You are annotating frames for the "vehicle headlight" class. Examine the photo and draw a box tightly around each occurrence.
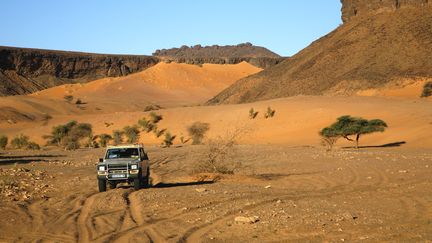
[98,166,106,171]
[131,164,138,170]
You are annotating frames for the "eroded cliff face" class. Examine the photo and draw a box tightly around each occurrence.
[341,0,430,22]
[0,46,159,96]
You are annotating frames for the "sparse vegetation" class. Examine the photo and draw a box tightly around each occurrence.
[64,95,73,103]
[421,81,432,98]
[154,128,166,138]
[98,134,112,147]
[162,132,176,148]
[123,125,140,143]
[75,99,84,105]
[44,121,93,150]
[144,104,162,112]
[264,107,276,119]
[149,112,163,123]
[187,122,210,145]
[11,134,40,150]
[195,127,249,174]
[0,135,8,150]
[112,130,124,145]
[249,108,259,119]
[319,127,339,151]
[320,115,388,149]
[138,117,157,133]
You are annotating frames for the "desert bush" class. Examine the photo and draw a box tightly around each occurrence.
[421,81,432,98]
[26,142,41,150]
[195,127,249,174]
[320,115,388,149]
[112,130,124,145]
[44,121,93,150]
[144,104,162,112]
[75,99,84,105]
[154,128,166,138]
[149,112,163,124]
[162,132,176,148]
[64,95,73,103]
[249,108,259,119]
[0,135,8,150]
[187,122,210,145]
[138,118,156,133]
[264,107,276,119]
[319,127,339,151]
[11,134,30,149]
[98,134,112,147]
[123,125,140,143]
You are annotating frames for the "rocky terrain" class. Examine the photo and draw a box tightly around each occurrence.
[153,43,285,69]
[0,46,160,96]
[0,145,431,242]
[208,0,432,104]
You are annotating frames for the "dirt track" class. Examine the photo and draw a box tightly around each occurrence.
[0,145,431,242]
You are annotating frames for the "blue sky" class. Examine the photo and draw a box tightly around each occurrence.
[0,0,342,57]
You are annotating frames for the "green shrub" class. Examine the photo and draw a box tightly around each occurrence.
[44,121,93,150]
[249,108,259,119]
[123,125,140,143]
[149,112,163,123]
[264,107,276,119]
[187,122,210,145]
[98,134,112,147]
[421,81,432,98]
[26,142,40,150]
[112,130,124,145]
[11,134,30,149]
[162,132,176,148]
[0,135,8,150]
[138,118,156,133]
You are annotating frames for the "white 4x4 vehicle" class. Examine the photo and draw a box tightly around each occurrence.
[96,144,150,192]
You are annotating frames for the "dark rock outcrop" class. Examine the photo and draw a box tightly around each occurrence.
[341,0,430,23]
[153,43,285,69]
[0,46,159,96]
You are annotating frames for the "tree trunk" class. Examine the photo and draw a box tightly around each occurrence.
[355,134,360,149]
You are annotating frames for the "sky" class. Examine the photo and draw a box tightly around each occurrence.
[0,0,342,57]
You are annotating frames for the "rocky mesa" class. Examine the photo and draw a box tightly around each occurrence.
[0,46,160,96]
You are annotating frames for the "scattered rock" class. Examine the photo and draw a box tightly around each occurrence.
[265,185,272,189]
[195,188,207,193]
[234,216,260,224]
[398,170,408,173]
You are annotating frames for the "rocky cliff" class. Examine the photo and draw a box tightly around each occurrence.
[341,0,430,22]
[0,46,159,96]
[153,43,285,69]
[209,0,432,104]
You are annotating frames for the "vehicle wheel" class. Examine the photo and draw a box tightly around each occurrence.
[98,179,107,192]
[134,178,141,190]
[134,172,142,190]
[143,170,151,188]
[108,181,117,189]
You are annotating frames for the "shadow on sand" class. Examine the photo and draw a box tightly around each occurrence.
[0,154,66,165]
[342,141,406,149]
[152,181,215,188]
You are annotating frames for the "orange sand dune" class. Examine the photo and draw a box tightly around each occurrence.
[2,96,431,148]
[30,62,262,108]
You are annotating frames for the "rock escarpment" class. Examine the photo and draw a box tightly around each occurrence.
[341,0,430,22]
[0,46,159,96]
[153,43,285,69]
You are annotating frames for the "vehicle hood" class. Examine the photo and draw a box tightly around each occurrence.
[103,158,140,164]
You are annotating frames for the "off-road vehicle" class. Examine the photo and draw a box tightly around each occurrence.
[96,144,150,192]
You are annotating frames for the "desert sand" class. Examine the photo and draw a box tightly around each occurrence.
[1,62,432,242]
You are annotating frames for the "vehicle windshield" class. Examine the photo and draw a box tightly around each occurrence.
[105,148,139,159]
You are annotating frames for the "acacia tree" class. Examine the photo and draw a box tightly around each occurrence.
[320,115,388,149]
